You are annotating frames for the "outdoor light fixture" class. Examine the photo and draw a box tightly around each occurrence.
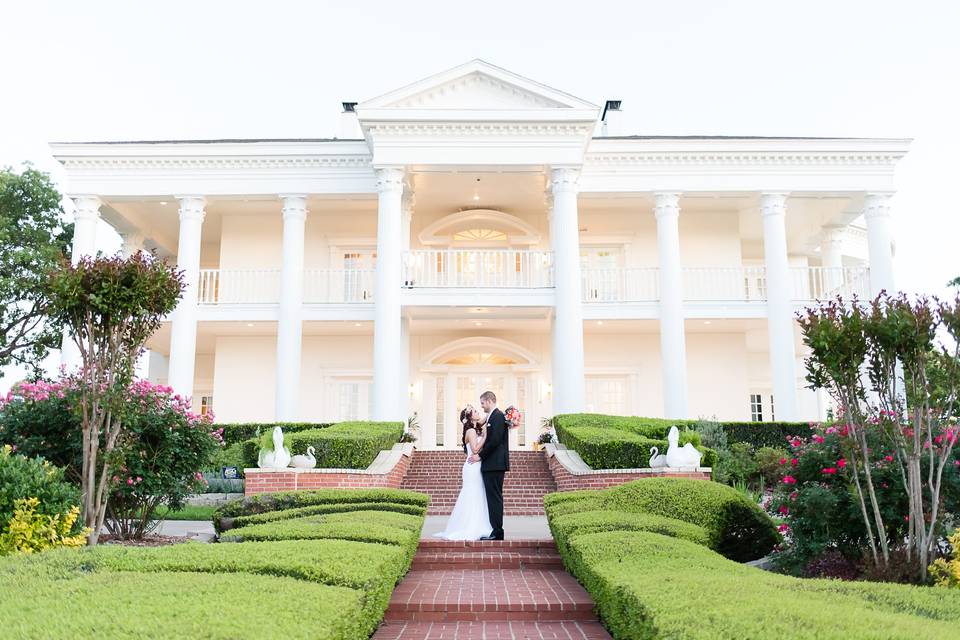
[159,201,168,205]
[246,323,254,327]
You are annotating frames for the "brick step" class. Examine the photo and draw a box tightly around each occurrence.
[384,569,597,622]
[418,539,557,551]
[373,621,611,640]
[412,550,563,570]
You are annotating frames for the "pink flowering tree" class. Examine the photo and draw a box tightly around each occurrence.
[45,254,182,545]
[797,293,960,580]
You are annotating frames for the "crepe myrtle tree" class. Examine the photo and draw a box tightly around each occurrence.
[46,253,183,545]
[798,293,960,580]
[0,166,72,376]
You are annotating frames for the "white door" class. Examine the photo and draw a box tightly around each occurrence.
[342,250,376,301]
[581,247,623,301]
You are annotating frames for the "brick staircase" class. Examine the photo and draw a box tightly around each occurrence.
[400,450,558,516]
[374,539,610,639]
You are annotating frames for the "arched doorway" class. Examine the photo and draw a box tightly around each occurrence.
[420,337,540,450]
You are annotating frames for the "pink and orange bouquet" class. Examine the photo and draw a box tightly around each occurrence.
[504,406,522,428]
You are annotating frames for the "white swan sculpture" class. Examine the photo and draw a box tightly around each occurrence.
[664,426,704,468]
[290,446,317,469]
[649,446,667,468]
[257,426,292,469]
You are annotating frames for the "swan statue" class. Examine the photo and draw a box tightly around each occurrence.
[664,426,704,468]
[649,446,667,468]
[290,446,317,469]
[257,426,292,469]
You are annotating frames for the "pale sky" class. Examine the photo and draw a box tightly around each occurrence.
[1,0,958,388]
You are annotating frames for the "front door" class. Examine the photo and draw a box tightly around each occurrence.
[428,371,530,450]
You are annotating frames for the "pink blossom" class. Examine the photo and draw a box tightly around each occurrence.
[822,467,837,475]
[778,505,790,515]
[825,426,838,435]
[126,478,134,486]
[837,458,846,469]
[779,458,787,466]
[812,434,825,444]
[791,458,798,467]
[778,524,791,533]
[884,455,894,463]
[782,475,797,485]
[789,491,799,501]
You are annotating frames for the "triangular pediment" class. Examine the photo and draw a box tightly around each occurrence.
[359,60,598,112]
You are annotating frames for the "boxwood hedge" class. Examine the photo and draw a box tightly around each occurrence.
[231,500,426,529]
[565,531,960,640]
[219,422,333,446]
[222,511,423,550]
[240,421,403,469]
[544,478,778,562]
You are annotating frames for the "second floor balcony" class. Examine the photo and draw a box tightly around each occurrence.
[195,249,870,309]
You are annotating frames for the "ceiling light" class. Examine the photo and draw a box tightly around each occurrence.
[704,320,712,325]
[246,323,254,327]
[353,322,362,327]
[474,322,483,327]
[159,201,168,206]
[473,194,480,201]
[597,320,604,325]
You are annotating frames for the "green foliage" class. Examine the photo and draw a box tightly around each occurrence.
[0,445,80,536]
[721,421,814,449]
[219,422,332,446]
[689,417,727,450]
[232,501,426,528]
[0,497,87,555]
[929,530,960,588]
[241,421,404,469]
[544,478,778,562]
[563,530,960,640]
[222,510,423,548]
[213,487,430,533]
[0,166,72,375]
[713,442,758,486]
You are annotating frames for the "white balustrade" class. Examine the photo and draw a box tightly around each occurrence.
[304,269,375,303]
[402,250,554,288]
[197,269,280,304]
[682,267,767,302]
[581,267,659,302]
[792,266,871,301]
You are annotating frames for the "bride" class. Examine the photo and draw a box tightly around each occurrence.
[433,405,493,540]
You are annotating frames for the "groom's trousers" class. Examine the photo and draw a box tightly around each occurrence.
[482,471,505,539]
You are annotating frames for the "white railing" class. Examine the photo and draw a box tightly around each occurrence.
[402,250,554,288]
[682,267,768,302]
[198,269,280,304]
[582,267,659,302]
[792,266,871,301]
[304,269,375,303]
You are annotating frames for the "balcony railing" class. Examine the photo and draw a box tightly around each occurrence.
[198,269,280,304]
[402,250,554,288]
[582,268,659,302]
[682,267,768,302]
[792,266,871,301]
[304,269,375,303]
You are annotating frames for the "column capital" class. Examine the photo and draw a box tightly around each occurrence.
[401,191,415,215]
[653,192,681,219]
[279,194,308,221]
[175,196,206,222]
[863,192,893,219]
[374,166,406,193]
[759,192,789,217]
[549,166,581,194]
[71,195,102,220]
[120,231,146,257]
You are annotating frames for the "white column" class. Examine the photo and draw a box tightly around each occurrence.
[863,192,895,296]
[61,196,102,371]
[372,167,405,421]
[167,196,205,399]
[399,315,411,421]
[654,192,689,418]
[760,192,799,421]
[401,193,413,252]
[819,227,844,296]
[120,231,146,258]
[275,195,308,421]
[549,167,586,415]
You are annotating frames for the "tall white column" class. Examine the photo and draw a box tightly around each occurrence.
[760,192,799,421]
[401,193,413,252]
[549,167,586,415]
[61,196,102,371]
[863,192,895,296]
[654,192,689,418]
[820,228,844,269]
[372,167,405,421]
[167,196,205,399]
[399,315,410,422]
[120,231,146,258]
[275,195,308,421]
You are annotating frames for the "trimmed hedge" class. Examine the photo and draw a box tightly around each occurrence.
[219,422,333,446]
[556,425,717,469]
[232,501,427,529]
[721,421,814,449]
[544,478,778,562]
[222,511,423,548]
[214,488,430,533]
[240,421,404,469]
[564,531,960,640]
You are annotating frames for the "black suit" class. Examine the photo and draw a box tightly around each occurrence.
[479,407,509,539]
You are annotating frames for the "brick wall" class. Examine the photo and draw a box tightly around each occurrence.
[544,446,711,492]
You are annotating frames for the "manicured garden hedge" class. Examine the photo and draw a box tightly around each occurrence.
[231,500,427,529]
[219,422,333,446]
[0,488,428,639]
[240,421,404,469]
[544,478,778,562]
[720,421,813,449]
[564,531,960,640]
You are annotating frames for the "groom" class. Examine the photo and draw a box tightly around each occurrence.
[469,390,508,540]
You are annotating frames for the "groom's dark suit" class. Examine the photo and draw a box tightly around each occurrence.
[478,407,509,540]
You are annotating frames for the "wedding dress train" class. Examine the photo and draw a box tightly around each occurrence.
[433,442,493,540]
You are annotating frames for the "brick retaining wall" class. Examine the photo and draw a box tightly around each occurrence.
[543,443,711,491]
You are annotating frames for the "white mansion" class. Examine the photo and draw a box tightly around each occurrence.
[52,60,908,449]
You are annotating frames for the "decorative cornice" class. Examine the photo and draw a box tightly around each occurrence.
[367,122,594,139]
[58,155,372,171]
[585,151,905,167]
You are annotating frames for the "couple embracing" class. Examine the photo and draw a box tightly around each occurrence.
[434,390,509,541]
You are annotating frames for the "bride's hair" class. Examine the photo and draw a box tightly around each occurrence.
[460,406,483,451]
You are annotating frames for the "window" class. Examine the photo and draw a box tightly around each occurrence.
[750,394,764,422]
[516,377,527,446]
[770,395,775,421]
[200,395,214,417]
[586,377,627,415]
[435,377,445,447]
[337,381,371,421]
[452,228,508,244]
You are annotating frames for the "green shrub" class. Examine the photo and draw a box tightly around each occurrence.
[556,426,716,469]
[545,478,778,561]
[721,421,813,449]
[218,422,333,446]
[240,421,404,469]
[232,501,426,528]
[223,511,422,548]
[0,445,80,536]
[553,413,692,439]
[213,488,429,532]
[564,530,960,640]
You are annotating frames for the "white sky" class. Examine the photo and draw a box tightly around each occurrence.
[1,0,958,388]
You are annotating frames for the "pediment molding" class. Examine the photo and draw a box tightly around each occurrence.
[418,209,541,246]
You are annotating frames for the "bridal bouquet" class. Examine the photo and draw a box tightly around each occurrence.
[504,406,522,428]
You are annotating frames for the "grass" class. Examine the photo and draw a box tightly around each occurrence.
[153,504,218,521]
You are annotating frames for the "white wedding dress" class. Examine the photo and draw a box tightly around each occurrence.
[433,442,493,540]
